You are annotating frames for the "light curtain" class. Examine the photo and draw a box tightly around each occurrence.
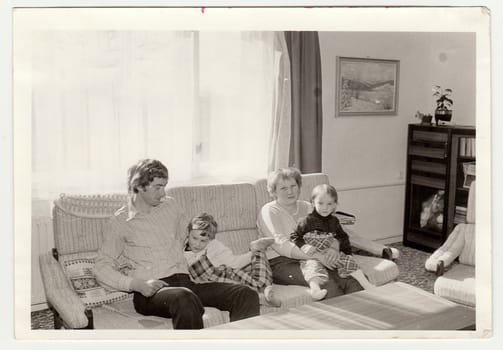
[267,32,292,172]
[31,31,289,202]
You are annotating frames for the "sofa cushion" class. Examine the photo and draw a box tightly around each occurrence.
[215,229,258,255]
[434,264,475,307]
[61,255,131,308]
[254,173,329,214]
[353,255,399,286]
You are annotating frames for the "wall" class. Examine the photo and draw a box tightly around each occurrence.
[319,32,476,243]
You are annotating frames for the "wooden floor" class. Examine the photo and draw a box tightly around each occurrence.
[211,282,475,330]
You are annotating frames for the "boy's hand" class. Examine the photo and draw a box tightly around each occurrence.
[131,279,169,297]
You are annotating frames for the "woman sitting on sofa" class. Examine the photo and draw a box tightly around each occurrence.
[257,167,395,298]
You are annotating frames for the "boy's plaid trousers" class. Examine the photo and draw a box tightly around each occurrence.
[187,250,272,292]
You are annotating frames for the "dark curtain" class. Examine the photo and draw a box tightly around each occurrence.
[284,31,323,174]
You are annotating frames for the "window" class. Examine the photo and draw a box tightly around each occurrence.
[31,31,287,201]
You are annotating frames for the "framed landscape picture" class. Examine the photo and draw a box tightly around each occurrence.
[336,57,399,116]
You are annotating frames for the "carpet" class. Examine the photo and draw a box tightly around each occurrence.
[31,242,440,330]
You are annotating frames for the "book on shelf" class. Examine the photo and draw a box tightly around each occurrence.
[411,175,445,189]
[459,137,476,157]
[459,138,466,156]
[454,206,467,224]
[455,205,467,214]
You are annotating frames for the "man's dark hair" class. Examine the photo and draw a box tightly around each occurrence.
[127,159,169,193]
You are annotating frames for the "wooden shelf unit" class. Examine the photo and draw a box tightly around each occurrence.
[403,124,475,252]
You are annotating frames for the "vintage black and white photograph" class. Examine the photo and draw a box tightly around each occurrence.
[11,6,492,340]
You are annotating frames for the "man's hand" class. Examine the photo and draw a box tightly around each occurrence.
[131,279,169,297]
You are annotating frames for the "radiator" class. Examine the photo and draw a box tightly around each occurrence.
[31,216,54,309]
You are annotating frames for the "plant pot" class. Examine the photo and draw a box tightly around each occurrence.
[421,115,433,125]
[434,109,452,126]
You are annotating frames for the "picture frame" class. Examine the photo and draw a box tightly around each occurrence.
[336,57,400,116]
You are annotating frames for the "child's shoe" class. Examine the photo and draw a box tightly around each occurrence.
[263,285,282,307]
[382,247,393,260]
[250,237,275,252]
[382,247,400,260]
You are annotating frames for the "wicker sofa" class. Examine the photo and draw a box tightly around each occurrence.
[39,173,399,329]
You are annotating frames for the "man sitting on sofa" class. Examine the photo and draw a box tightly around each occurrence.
[94,158,260,329]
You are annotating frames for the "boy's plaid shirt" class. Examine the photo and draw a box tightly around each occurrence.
[187,250,272,292]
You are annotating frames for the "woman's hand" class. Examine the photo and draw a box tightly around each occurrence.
[313,251,338,270]
[324,247,340,266]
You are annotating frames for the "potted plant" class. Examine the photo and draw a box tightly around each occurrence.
[433,85,453,125]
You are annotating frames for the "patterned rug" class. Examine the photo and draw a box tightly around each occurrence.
[31,242,438,329]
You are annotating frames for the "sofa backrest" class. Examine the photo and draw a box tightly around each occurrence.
[53,194,128,255]
[51,173,330,256]
[254,173,329,214]
[167,183,258,255]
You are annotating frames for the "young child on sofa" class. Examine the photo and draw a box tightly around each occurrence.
[184,213,282,307]
[290,184,375,300]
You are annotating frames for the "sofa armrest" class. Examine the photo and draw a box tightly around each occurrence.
[39,252,89,328]
[344,227,399,259]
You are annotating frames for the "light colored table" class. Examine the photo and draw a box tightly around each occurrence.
[211,282,475,330]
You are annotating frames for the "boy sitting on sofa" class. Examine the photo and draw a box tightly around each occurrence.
[184,213,282,307]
